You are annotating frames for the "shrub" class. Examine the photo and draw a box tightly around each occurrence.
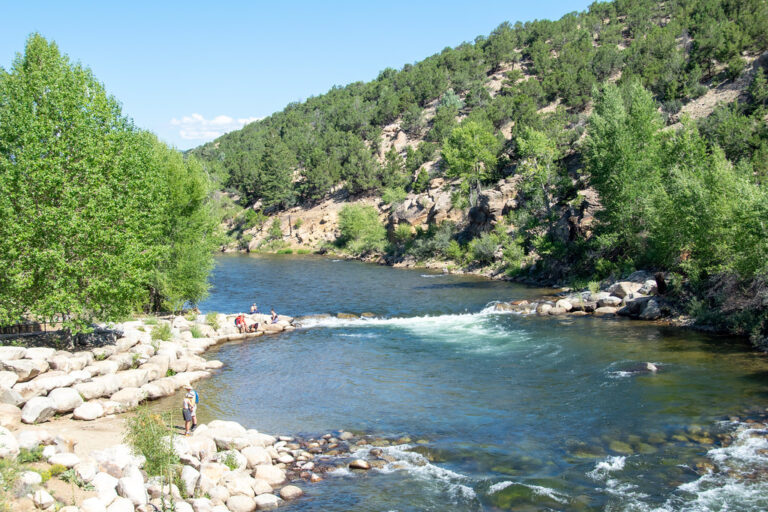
[293,218,303,230]
[0,458,20,510]
[189,326,204,338]
[469,233,499,264]
[17,446,44,463]
[124,407,179,477]
[276,248,293,254]
[381,187,407,206]
[165,369,176,377]
[411,168,430,194]
[268,219,283,240]
[184,310,197,322]
[144,317,158,326]
[60,468,93,490]
[296,248,311,254]
[49,464,66,477]
[393,223,414,245]
[151,322,171,341]
[337,204,386,255]
[205,312,220,330]
[222,452,239,471]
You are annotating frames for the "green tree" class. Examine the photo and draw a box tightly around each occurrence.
[442,121,501,207]
[583,81,664,261]
[337,204,386,254]
[515,127,565,222]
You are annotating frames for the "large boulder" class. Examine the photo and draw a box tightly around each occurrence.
[223,471,256,497]
[81,497,107,512]
[117,476,148,506]
[0,385,23,407]
[279,485,303,500]
[1,359,48,382]
[639,298,663,320]
[140,379,177,400]
[189,498,214,512]
[49,354,88,372]
[0,371,18,388]
[0,404,21,428]
[13,372,76,401]
[0,346,26,361]
[181,465,200,497]
[48,387,84,413]
[48,452,81,468]
[110,387,146,410]
[241,446,271,468]
[24,347,55,359]
[91,471,119,505]
[199,462,228,485]
[597,296,622,308]
[0,426,20,459]
[253,493,280,510]
[205,420,249,451]
[21,396,56,424]
[108,353,134,372]
[92,445,144,479]
[106,496,134,512]
[75,380,108,401]
[73,401,105,421]
[226,495,257,512]
[607,281,643,299]
[115,369,149,389]
[33,489,55,510]
[87,360,120,377]
[253,464,285,486]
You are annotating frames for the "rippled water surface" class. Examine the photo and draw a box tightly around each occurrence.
[156,254,768,511]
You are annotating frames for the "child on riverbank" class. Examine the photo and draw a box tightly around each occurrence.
[182,384,197,435]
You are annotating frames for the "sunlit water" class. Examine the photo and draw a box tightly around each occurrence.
[153,254,768,511]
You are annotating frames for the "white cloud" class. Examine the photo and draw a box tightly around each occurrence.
[170,113,261,141]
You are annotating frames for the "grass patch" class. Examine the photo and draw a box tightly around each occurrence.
[144,317,158,326]
[151,322,172,341]
[60,468,94,490]
[124,407,179,477]
[16,447,44,463]
[295,248,311,254]
[189,325,204,338]
[276,248,293,254]
[222,452,239,471]
[0,458,21,512]
[205,312,220,331]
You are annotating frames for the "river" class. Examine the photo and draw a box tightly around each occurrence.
[156,254,768,511]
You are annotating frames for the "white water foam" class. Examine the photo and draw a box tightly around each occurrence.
[348,443,478,504]
[420,274,447,278]
[486,480,568,504]
[488,480,514,493]
[297,305,530,354]
[587,456,627,481]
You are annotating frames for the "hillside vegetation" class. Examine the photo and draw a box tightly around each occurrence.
[191,0,768,347]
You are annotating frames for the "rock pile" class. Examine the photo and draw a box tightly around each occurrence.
[0,313,295,428]
[493,271,667,321]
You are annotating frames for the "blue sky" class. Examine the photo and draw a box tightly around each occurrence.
[0,1,592,150]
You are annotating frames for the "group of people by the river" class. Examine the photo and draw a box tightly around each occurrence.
[233,303,280,333]
[181,303,280,434]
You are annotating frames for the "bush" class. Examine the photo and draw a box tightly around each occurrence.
[189,325,204,338]
[268,218,283,240]
[144,317,158,326]
[393,223,414,245]
[205,312,220,330]
[0,458,20,510]
[151,322,171,341]
[276,248,293,254]
[184,310,197,322]
[381,187,407,206]
[293,218,303,230]
[124,407,179,477]
[49,464,66,477]
[60,468,93,490]
[469,233,498,264]
[223,452,239,471]
[17,446,44,463]
[337,204,386,255]
[411,168,430,194]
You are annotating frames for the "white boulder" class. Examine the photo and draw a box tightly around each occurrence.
[48,387,84,413]
[0,426,20,459]
[21,396,56,424]
[33,489,55,509]
[48,452,81,468]
[117,476,148,506]
[73,401,105,421]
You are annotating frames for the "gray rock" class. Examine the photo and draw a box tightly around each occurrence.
[555,299,573,312]
[536,303,552,316]
[251,478,272,496]
[21,396,56,424]
[73,401,105,421]
[24,347,55,360]
[607,281,643,299]
[181,465,200,497]
[349,459,371,470]
[81,497,107,512]
[19,470,43,486]
[0,347,26,361]
[253,464,285,486]
[33,489,55,509]
[105,496,134,512]
[241,446,271,468]
[0,385,23,407]
[48,452,81,468]
[115,368,149,389]
[639,298,662,320]
[227,495,257,512]
[254,493,280,510]
[279,485,303,500]
[0,426,20,458]
[0,404,21,428]
[0,371,18,388]
[117,476,148,506]
[48,387,84,413]
[189,497,214,512]
[598,296,622,308]
[110,387,146,410]
[1,359,48,382]
[593,307,618,316]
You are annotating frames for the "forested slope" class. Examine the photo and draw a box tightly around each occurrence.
[191,0,768,347]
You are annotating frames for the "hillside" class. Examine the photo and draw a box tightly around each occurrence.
[191,0,768,347]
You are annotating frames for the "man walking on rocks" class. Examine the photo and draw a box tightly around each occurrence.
[182,384,197,435]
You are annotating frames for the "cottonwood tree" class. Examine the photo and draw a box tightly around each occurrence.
[442,121,501,207]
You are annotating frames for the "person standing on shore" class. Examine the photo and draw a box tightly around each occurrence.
[250,303,259,313]
[270,308,278,323]
[182,384,197,435]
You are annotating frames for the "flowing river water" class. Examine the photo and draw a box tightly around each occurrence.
[154,254,768,511]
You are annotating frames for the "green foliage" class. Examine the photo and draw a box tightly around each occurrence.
[222,452,239,471]
[16,447,44,463]
[60,468,94,490]
[151,322,172,342]
[144,317,159,326]
[205,312,220,330]
[411,169,430,194]
[381,187,407,206]
[442,121,501,206]
[392,224,414,245]
[337,205,386,255]
[267,219,283,240]
[406,222,459,261]
[0,458,20,509]
[49,464,66,477]
[189,325,204,338]
[124,407,179,477]
[469,233,499,265]
[515,127,566,223]
[0,35,216,330]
